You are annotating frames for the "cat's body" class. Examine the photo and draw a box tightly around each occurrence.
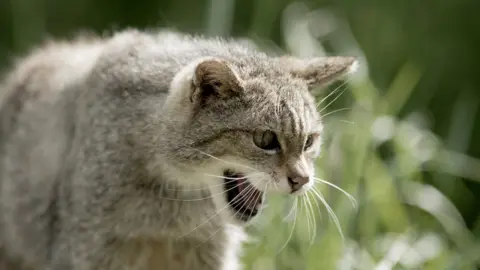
[0,29,355,270]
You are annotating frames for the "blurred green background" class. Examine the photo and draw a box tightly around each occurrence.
[1,0,480,269]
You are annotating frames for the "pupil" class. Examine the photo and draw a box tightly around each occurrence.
[304,135,314,150]
[262,132,273,148]
[254,130,279,151]
[262,131,277,149]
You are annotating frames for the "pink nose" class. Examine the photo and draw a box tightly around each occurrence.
[287,176,309,192]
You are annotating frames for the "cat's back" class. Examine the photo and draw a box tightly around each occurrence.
[0,37,105,142]
[0,36,106,184]
[0,36,107,268]
[0,29,257,128]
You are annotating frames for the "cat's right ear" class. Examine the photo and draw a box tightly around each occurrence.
[276,56,358,91]
[190,59,243,104]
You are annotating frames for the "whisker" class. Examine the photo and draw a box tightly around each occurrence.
[96,173,253,202]
[248,182,270,223]
[229,181,259,207]
[248,182,268,222]
[194,181,262,248]
[311,176,357,208]
[243,182,270,230]
[308,188,324,224]
[319,107,351,119]
[276,198,298,255]
[204,173,260,180]
[172,172,262,191]
[181,188,254,240]
[159,179,243,202]
[316,79,349,108]
[318,86,349,114]
[239,184,261,223]
[339,120,357,126]
[305,192,317,247]
[178,178,263,239]
[160,172,263,201]
[271,179,280,193]
[311,187,344,240]
[283,197,298,222]
[161,174,253,193]
[185,146,259,172]
[302,197,312,243]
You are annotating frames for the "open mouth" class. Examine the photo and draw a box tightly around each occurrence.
[223,170,264,222]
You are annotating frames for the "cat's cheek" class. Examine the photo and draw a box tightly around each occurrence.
[209,184,230,218]
[304,147,320,159]
[268,177,292,194]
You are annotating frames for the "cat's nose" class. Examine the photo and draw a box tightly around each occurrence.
[287,175,309,192]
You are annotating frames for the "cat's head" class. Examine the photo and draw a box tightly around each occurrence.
[162,54,357,224]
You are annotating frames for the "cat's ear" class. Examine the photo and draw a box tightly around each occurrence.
[190,59,243,103]
[277,56,357,90]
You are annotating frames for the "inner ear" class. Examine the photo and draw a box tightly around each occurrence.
[191,59,243,103]
[277,56,357,90]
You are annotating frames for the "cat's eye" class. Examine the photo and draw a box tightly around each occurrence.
[304,135,314,150]
[253,130,280,153]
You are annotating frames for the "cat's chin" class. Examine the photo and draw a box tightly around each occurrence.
[223,170,265,222]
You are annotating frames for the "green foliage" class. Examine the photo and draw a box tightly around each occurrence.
[1,0,479,269]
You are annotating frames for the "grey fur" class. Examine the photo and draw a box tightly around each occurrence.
[0,29,356,270]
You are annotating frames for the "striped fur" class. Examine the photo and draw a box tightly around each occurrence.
[0,29,355,270]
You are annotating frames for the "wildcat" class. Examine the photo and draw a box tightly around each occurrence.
[0,29,356,270]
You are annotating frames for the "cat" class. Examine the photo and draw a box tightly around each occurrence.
[0,29,356,270]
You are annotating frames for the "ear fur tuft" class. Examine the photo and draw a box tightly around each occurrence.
[277,56,358,90]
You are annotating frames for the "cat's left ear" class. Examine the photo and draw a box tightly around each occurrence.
[277,56,358,90]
